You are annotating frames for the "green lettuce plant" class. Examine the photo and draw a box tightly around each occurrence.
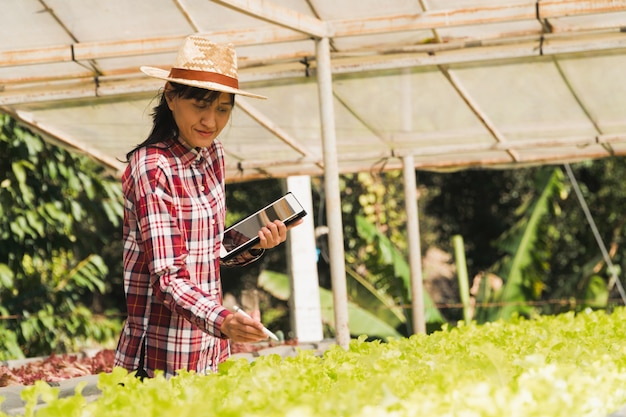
[5,308,626,417]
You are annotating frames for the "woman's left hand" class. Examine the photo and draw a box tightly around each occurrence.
[254,219,303,249]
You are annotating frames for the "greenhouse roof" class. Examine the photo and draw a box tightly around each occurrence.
[1,0,626,182]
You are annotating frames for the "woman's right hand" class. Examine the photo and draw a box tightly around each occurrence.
[221,311,267,343]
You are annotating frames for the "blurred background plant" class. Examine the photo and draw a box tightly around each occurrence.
[2,111,626,359]
[0,114,123,359]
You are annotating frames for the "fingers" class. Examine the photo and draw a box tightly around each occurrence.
[222,313,266,343]
[256,220,287,249]
[254,218,304,250]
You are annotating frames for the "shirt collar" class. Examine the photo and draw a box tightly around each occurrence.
[166,136,202,167]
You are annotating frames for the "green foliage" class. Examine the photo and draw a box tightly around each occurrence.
[419,160,626,320]
[257,270,290,301]
[258,270,403,340]
[0,113,123,358]
[540,159,626,314]
[5,102,623,360]
[318,286,403,340]
[7,308,626,417]
[318,172,443,335]
[232,162,626,333]
[417,167,537,271]
[478,168,567,321]
[0,325,23,360]
[336,170,409,256]
[582,275,609,309]
[354,214,444,327]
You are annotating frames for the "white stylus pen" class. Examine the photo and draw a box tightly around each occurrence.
[233,305,279,341]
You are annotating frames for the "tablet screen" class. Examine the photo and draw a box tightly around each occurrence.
[220,192,306,261]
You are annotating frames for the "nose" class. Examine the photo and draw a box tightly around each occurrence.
[201,108,217,128]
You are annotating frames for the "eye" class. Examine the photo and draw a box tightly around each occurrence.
[217,106,232,113]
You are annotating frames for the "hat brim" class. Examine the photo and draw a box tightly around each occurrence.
[140,66,267,100]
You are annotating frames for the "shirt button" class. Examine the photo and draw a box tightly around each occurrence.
[199,185,205,192]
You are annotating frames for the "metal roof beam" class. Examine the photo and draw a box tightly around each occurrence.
[330,1,626,38]
[331,3,534,37]
[539,0,626,18]
[410,154,613,171]
[391,134,626,158]
[0,45,72,67]
[2,2,624,68]
[327,33,626,74]
[0,26,309,68]
[5,31,623,88]
[226,134,626,171]
[2,32,625,106]
[209,133,626,182]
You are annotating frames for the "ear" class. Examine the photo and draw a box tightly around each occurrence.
[164,83,174,111]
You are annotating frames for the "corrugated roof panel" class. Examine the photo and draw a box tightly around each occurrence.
[427,0,503,7]
[46,0,193,41]
[333,68,493,147]
[310,0,422,20]
[1,0,625,180]
[236,41,316,64]
[0,62,90,85]
[186,0,316,31]
[18,98,151,160]
[225,110,309,162]
[333,101,389,156]
[454,60,599,141]
[558,54,626,135]
[549,11,626,32]
[0,0,73,50]
[242,82,322,144]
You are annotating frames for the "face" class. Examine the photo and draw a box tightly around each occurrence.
[166,89,234,148]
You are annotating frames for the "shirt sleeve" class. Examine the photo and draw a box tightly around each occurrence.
[220,248,265,268]
[131,153,230,338]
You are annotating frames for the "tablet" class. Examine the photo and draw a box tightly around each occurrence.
[220,192,307,261]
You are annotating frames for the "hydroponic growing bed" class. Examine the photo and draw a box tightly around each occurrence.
[2,308,626,417]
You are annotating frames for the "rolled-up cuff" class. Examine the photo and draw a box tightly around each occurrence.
[220,248,265,267]
[214,309,233,339]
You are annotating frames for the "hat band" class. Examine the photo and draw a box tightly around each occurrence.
[168,68,239,89]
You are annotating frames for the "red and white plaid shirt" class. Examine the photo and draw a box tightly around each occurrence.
[114,136,260,377]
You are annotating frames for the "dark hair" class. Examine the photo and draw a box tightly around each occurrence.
[125,82,235,161]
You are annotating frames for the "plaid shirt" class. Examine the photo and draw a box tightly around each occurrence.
[114,136,261,377]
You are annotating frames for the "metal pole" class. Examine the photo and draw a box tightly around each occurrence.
[402,154,426,334]
[316,37,350,348]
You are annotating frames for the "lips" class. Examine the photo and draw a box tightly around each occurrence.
[196,129,215,138]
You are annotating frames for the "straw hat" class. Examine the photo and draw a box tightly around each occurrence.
[141,35,266,99]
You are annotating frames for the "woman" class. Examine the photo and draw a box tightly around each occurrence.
[114,35,297,378]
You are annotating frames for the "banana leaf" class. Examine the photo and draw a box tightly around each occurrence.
[355,215,444,323]
[258,270,403,340]
[489,168,565,320]
[345,264,407,329]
